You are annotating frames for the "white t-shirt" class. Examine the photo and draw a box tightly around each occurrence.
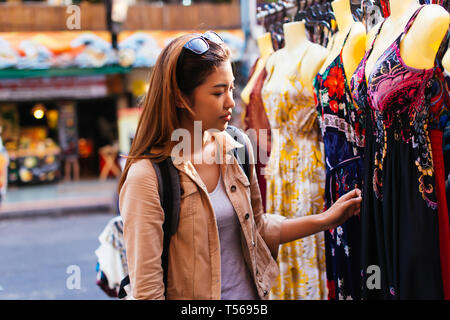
[209,171,259,300]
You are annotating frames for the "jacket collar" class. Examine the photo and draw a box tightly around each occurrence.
[211,129,244,154]
[165,129,243,187]
[167,129,242,164]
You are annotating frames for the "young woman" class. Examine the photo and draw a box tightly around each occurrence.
[118,32,362,300]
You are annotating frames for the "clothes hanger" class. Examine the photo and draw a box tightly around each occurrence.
[353,8,363,22]
[294,0,307,22]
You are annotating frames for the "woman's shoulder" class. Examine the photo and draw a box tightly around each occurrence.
[125,158,158,184]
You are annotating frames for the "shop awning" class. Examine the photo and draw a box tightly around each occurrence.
[0,29,245,78]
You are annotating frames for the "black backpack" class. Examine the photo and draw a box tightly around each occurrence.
[118,125,250,299]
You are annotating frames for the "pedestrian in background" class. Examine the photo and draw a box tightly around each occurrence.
[0,126,9,204]
[117,32,362,300]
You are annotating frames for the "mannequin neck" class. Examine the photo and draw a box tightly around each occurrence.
[389,0,420,20]
[283,21,308,52]
[332,0,354,31]
[257,33,274,60]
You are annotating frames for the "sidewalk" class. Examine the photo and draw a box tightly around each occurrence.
[0,178,119,220]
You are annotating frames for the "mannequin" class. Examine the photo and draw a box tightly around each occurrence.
[313,0,367,301]
[365,0,449,80]
[318,0,366,87]
[262,20,327,300]
[350,0,450,300]
[241,33,274,106]
[264,21,327,92]
[443,49,450,73]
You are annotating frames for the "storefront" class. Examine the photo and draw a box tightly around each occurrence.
[0,74,128,185]
[0,29,245,186]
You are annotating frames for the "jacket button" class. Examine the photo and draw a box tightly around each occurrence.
[231,185,237,192]
[263,290,268,296]
[245,213,250,220]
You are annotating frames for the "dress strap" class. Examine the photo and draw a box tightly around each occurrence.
[366,19,387,58]
[296,41,312,71]
[403,5,426,35]
[328,33,337,52]
[341,24,354,49]
[301,41,312,60]
[327,24,354,55]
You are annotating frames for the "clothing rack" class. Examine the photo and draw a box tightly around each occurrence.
[256,1,297,23]
[256,0,449,50]
[256,0,340,49]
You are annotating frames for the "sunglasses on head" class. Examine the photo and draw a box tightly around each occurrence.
[183,31,224,54]
[176,31,224,88]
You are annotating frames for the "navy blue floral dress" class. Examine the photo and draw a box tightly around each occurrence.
[313,27,366,300]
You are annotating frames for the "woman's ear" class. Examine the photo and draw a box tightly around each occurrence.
[176,93,191,109]
[177,94,196,119]
[182,91,195,110]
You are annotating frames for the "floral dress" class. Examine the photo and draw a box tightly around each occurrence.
[350,6,448,299]
[243,57,272,212]
[313,26,365,300]
[262,44,327,300]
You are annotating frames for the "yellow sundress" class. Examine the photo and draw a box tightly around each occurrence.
[261,46,327,300]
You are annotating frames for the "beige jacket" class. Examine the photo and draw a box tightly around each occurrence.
[119,130,286,300]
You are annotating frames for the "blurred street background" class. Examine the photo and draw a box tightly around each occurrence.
[0,0,261,300]
[0,212,116,299]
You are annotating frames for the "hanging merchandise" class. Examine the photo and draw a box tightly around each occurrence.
[440,33,450,178]
[361,0,384,31]
[254,0,449,301]
[428,31,450,301]
[379,0,390,16]
[350,4,450,299]
[241,32,274,212]
[294,1,337,47]
[261,20,327,300]
[313,0,367,300]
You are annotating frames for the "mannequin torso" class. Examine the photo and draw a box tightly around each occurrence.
[264,21,327,93]
[365,0,449,82]
[241,33,274,105]
[318,0,366,87]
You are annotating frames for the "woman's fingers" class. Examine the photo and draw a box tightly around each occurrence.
[341,196,362,217]
[337,188,362,203]
[324,188,363,230]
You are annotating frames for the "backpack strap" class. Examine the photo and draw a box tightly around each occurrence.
[225,125,251,181]
[156,159,172,298]
[118,156,180,300]
[151,157,180,297]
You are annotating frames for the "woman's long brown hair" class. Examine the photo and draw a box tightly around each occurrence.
[118,33,230,193]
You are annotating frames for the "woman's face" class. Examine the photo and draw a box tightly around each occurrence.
[188,60,236,132]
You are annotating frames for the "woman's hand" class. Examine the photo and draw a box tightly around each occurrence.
[321,188,362,231]
[279,188,362,244]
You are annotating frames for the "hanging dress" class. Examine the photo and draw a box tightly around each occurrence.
[262,43,327,300]
[243,57,272,212]
[427,47,450,300]
[349,6,448,299]
[313,26,365,300]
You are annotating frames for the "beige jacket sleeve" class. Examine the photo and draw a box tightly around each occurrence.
[242,132,286,259]
[119,160,165,300]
